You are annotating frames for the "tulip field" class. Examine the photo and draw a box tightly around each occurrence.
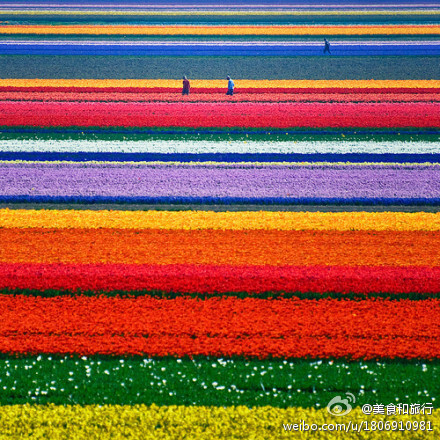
[0,1,440,438]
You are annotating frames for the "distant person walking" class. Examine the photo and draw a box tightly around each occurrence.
[182,76,190,95]
[324,38,331,55]
[226,76,235,95]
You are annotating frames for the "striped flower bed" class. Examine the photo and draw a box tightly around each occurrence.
[0,1,439,439]
[2,40,440,56]
[2,101,440,128]
[2,24,440,36]
[1,162,440,204]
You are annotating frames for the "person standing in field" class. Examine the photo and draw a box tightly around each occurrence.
[324,38,331,55]
[226,75,235,95]
[182,75,190,95]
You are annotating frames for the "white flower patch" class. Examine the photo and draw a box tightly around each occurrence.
[1,139,440,154]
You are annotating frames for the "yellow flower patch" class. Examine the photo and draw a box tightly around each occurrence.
[1,209,440,231]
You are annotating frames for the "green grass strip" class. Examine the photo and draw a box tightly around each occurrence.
[0,128,439,143]
[2,14,440,26]
[2,288,440,300]
[0,355,437,408]
[1,55,439,80]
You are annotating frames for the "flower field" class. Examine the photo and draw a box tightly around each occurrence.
[0,1,440,439]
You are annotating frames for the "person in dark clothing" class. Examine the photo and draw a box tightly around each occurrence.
[324,38,331,55]
[182,76,190,95]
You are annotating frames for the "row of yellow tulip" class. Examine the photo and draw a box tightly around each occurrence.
[1,209,440,231]
[0,405,438,439]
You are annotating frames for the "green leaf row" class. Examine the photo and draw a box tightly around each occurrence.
[2,14,440,26]
[2,288,440,300]
[1,127,439,143]
[0,55,439,81]
[0,355,438,408]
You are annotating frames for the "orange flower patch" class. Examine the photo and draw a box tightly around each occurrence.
[0,228,439,266]
[0,296,439,359]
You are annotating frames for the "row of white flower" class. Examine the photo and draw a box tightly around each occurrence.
[1,140,440,154]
